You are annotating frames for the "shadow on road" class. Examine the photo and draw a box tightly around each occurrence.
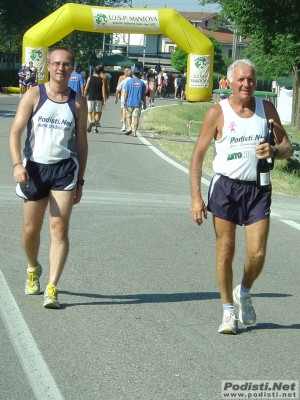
[59,290,292,308]
[59,290,220,308]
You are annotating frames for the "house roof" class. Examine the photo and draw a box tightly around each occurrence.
[199,27,249,45]
[199,27,234,44]
[179,11,218,21]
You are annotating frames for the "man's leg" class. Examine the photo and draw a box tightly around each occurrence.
[125,107,133,134]
[120,107,126,131]
[22,198,49,269]
[233,218,270,325]
[94,111,101,132]
[122,107,127,127]
[48,189,76,287]
[87,104,94,132]
[243,218,270,288]
[22,197,48,295]
[214,216,239,334]
[133,115,139,136]
[214,216,237,304]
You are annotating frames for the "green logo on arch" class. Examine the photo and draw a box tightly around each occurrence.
[30,49,43,62]
[95,14,108,25]
[194,57,208,69]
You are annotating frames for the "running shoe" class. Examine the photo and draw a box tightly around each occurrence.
[25,262,42,295]
[87,122,93,132]
[233,284,256,325]
[218,309,238,334]
[43,284,60,309]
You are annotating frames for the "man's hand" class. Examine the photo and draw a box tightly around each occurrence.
[74,184,83,205]
[190,197,208,226]
[255,141,273,159]
[14,164,29,184]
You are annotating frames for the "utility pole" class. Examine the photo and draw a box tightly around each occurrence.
[126,0,132,57]
[232,28,237,61]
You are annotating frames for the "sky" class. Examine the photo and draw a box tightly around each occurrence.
[130,0,220,12]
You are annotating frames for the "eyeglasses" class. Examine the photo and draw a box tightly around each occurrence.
[48,62,73,70]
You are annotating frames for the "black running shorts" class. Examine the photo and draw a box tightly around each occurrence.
[16,158,78,201]
[207,174,271,226]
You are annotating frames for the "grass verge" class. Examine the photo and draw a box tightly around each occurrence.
[141,102,300,197]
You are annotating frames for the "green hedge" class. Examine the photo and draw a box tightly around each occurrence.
[0,69,19,90]
[213,72,274,92]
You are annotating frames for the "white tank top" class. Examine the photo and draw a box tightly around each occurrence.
[213,97,268,181]
[23,84,77,164]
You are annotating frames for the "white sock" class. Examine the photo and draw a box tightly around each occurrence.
[240,284,250,298]
[27,265,37,271]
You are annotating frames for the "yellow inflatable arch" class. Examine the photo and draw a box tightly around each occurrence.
[23,3,214,102]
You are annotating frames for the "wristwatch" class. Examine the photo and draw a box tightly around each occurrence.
[272,146,279,158]
[77,179,85,186]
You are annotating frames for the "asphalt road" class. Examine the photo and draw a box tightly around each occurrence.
[0,93,299,400]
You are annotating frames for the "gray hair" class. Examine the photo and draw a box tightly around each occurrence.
[125,68,132,77]
[227,59,257,83]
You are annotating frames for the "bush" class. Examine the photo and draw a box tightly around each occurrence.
[213,72,274,92]
[0,69,19,90]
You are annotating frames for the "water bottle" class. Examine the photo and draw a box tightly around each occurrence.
[256,138,271,190]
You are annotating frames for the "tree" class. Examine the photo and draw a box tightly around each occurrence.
[171,34,226,74]
[171,47,188,73]
[199,0,300,128]
[0,0,129,66]
[205,33,226,74]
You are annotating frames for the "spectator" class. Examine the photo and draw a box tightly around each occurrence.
[175,74,182,98]
[18,63,27,98]
[219,76,229,89]
[68,62,85,96]
[123,67,147,137]
[115,68,132,132]
[84,65,107,133]
[271,79,277,93]
[181,71,187,100]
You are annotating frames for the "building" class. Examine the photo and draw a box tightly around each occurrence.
[109,12,248,71]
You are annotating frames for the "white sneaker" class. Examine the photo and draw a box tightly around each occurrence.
[218,309,238,334]
[233,284,256,325]
[120,126,126,131]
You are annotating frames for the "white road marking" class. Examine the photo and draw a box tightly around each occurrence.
[0,270,65,400]
[279,220,300,231]
[137,132,210,186]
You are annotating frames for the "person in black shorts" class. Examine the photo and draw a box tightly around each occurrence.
[9,47,88,309]
[189,59,294,334]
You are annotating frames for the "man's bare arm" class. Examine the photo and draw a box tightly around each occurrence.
[190,105,221,225]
